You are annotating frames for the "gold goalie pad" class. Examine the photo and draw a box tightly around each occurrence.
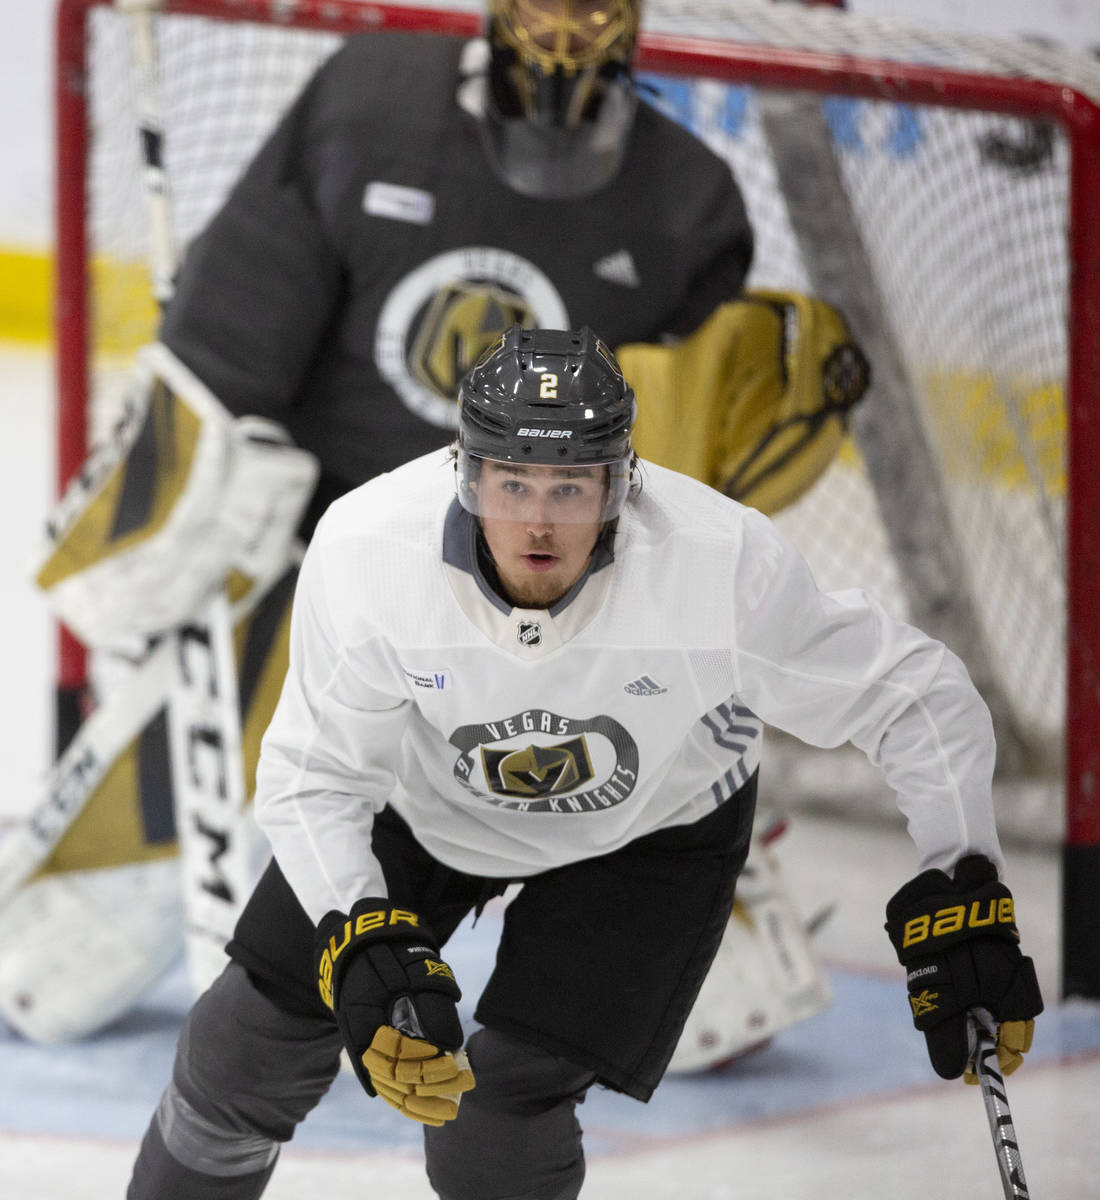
[619,290,871,515]
[31,342,319,647]
[667,828,832,1073]
[0,566,296,1042]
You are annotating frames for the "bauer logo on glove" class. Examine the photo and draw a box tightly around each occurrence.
[899,895,1017,950]
[317,905,421,1008]
[885,855,1042,1081]
[313,898,473,1124]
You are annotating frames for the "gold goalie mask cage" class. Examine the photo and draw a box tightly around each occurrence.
[482,0,640,197]
[489,0,639,128]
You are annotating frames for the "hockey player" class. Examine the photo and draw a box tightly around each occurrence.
[126,326,1040,1199]
[8,0,864,1049]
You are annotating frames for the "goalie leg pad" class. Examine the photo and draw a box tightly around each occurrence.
[0,573,294,1041]
[0,636,180,915]
[667,830,832,1073]
[0,860,183,1043]
[0,640,183,1042]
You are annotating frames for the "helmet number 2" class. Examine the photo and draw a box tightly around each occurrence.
[539,373,559,399]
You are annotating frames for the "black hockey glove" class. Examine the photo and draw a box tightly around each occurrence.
[315,899,474,1125]
[885,854,1042,1082]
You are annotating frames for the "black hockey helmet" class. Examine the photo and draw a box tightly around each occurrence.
[456,324,636,520]
[481,0,640,197]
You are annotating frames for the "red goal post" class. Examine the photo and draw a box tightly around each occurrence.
[54,0,1100,996]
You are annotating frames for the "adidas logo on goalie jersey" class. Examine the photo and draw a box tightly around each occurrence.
[623,675,668,696]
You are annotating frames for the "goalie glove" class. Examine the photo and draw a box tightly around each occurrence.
[620,290,869,517]
[885,854,1042,1081]
[315,899,474,1126]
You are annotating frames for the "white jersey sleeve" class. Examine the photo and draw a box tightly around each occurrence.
[731,505,1002,876]
[253,524,410,923]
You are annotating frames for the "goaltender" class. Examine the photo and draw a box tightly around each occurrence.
[127,327,1041,1200]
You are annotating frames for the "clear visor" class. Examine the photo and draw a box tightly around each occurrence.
[456,450,633,523]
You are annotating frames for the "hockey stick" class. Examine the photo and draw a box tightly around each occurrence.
[119,0,255,994]
[967,1010,1031,1200]
[119,0,177,304]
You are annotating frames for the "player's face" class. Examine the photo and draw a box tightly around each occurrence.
[476,459,606,608]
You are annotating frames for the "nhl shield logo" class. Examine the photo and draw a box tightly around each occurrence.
[517,620,542,646]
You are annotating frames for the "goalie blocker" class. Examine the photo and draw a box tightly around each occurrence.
[32,341,319,646]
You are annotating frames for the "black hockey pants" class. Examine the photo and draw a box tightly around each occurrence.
[126,962,596,1200]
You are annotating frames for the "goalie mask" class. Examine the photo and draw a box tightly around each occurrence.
[482,0,640,198]
[456,324,636,522]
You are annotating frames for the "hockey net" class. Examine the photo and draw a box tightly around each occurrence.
[56,4,1099,858]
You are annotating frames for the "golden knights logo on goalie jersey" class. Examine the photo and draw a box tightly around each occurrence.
[376,247,567,428]
[449,708,639,812]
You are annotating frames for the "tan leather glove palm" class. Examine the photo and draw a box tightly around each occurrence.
[361,1026,476,1126]
[964,1019,1034,1084]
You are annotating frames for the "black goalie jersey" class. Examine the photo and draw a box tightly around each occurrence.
[159,32,753,496]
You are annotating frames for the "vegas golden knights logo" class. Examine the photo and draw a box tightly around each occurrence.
[376,247,569,427]
[481,737,594,798]
[449,708,639,813]
[410,282,533,398]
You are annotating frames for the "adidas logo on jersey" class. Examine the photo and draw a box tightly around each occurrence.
[593,249,641,288]
[623,675,668,696]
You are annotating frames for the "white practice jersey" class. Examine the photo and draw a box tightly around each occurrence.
[254,450,1001,924]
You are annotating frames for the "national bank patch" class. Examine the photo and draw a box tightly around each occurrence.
[363,181,435,225]
[403,666,450,690]
[449,709,638,813]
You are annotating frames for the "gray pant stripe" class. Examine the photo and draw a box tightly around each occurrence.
[156,1082,280,1178]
